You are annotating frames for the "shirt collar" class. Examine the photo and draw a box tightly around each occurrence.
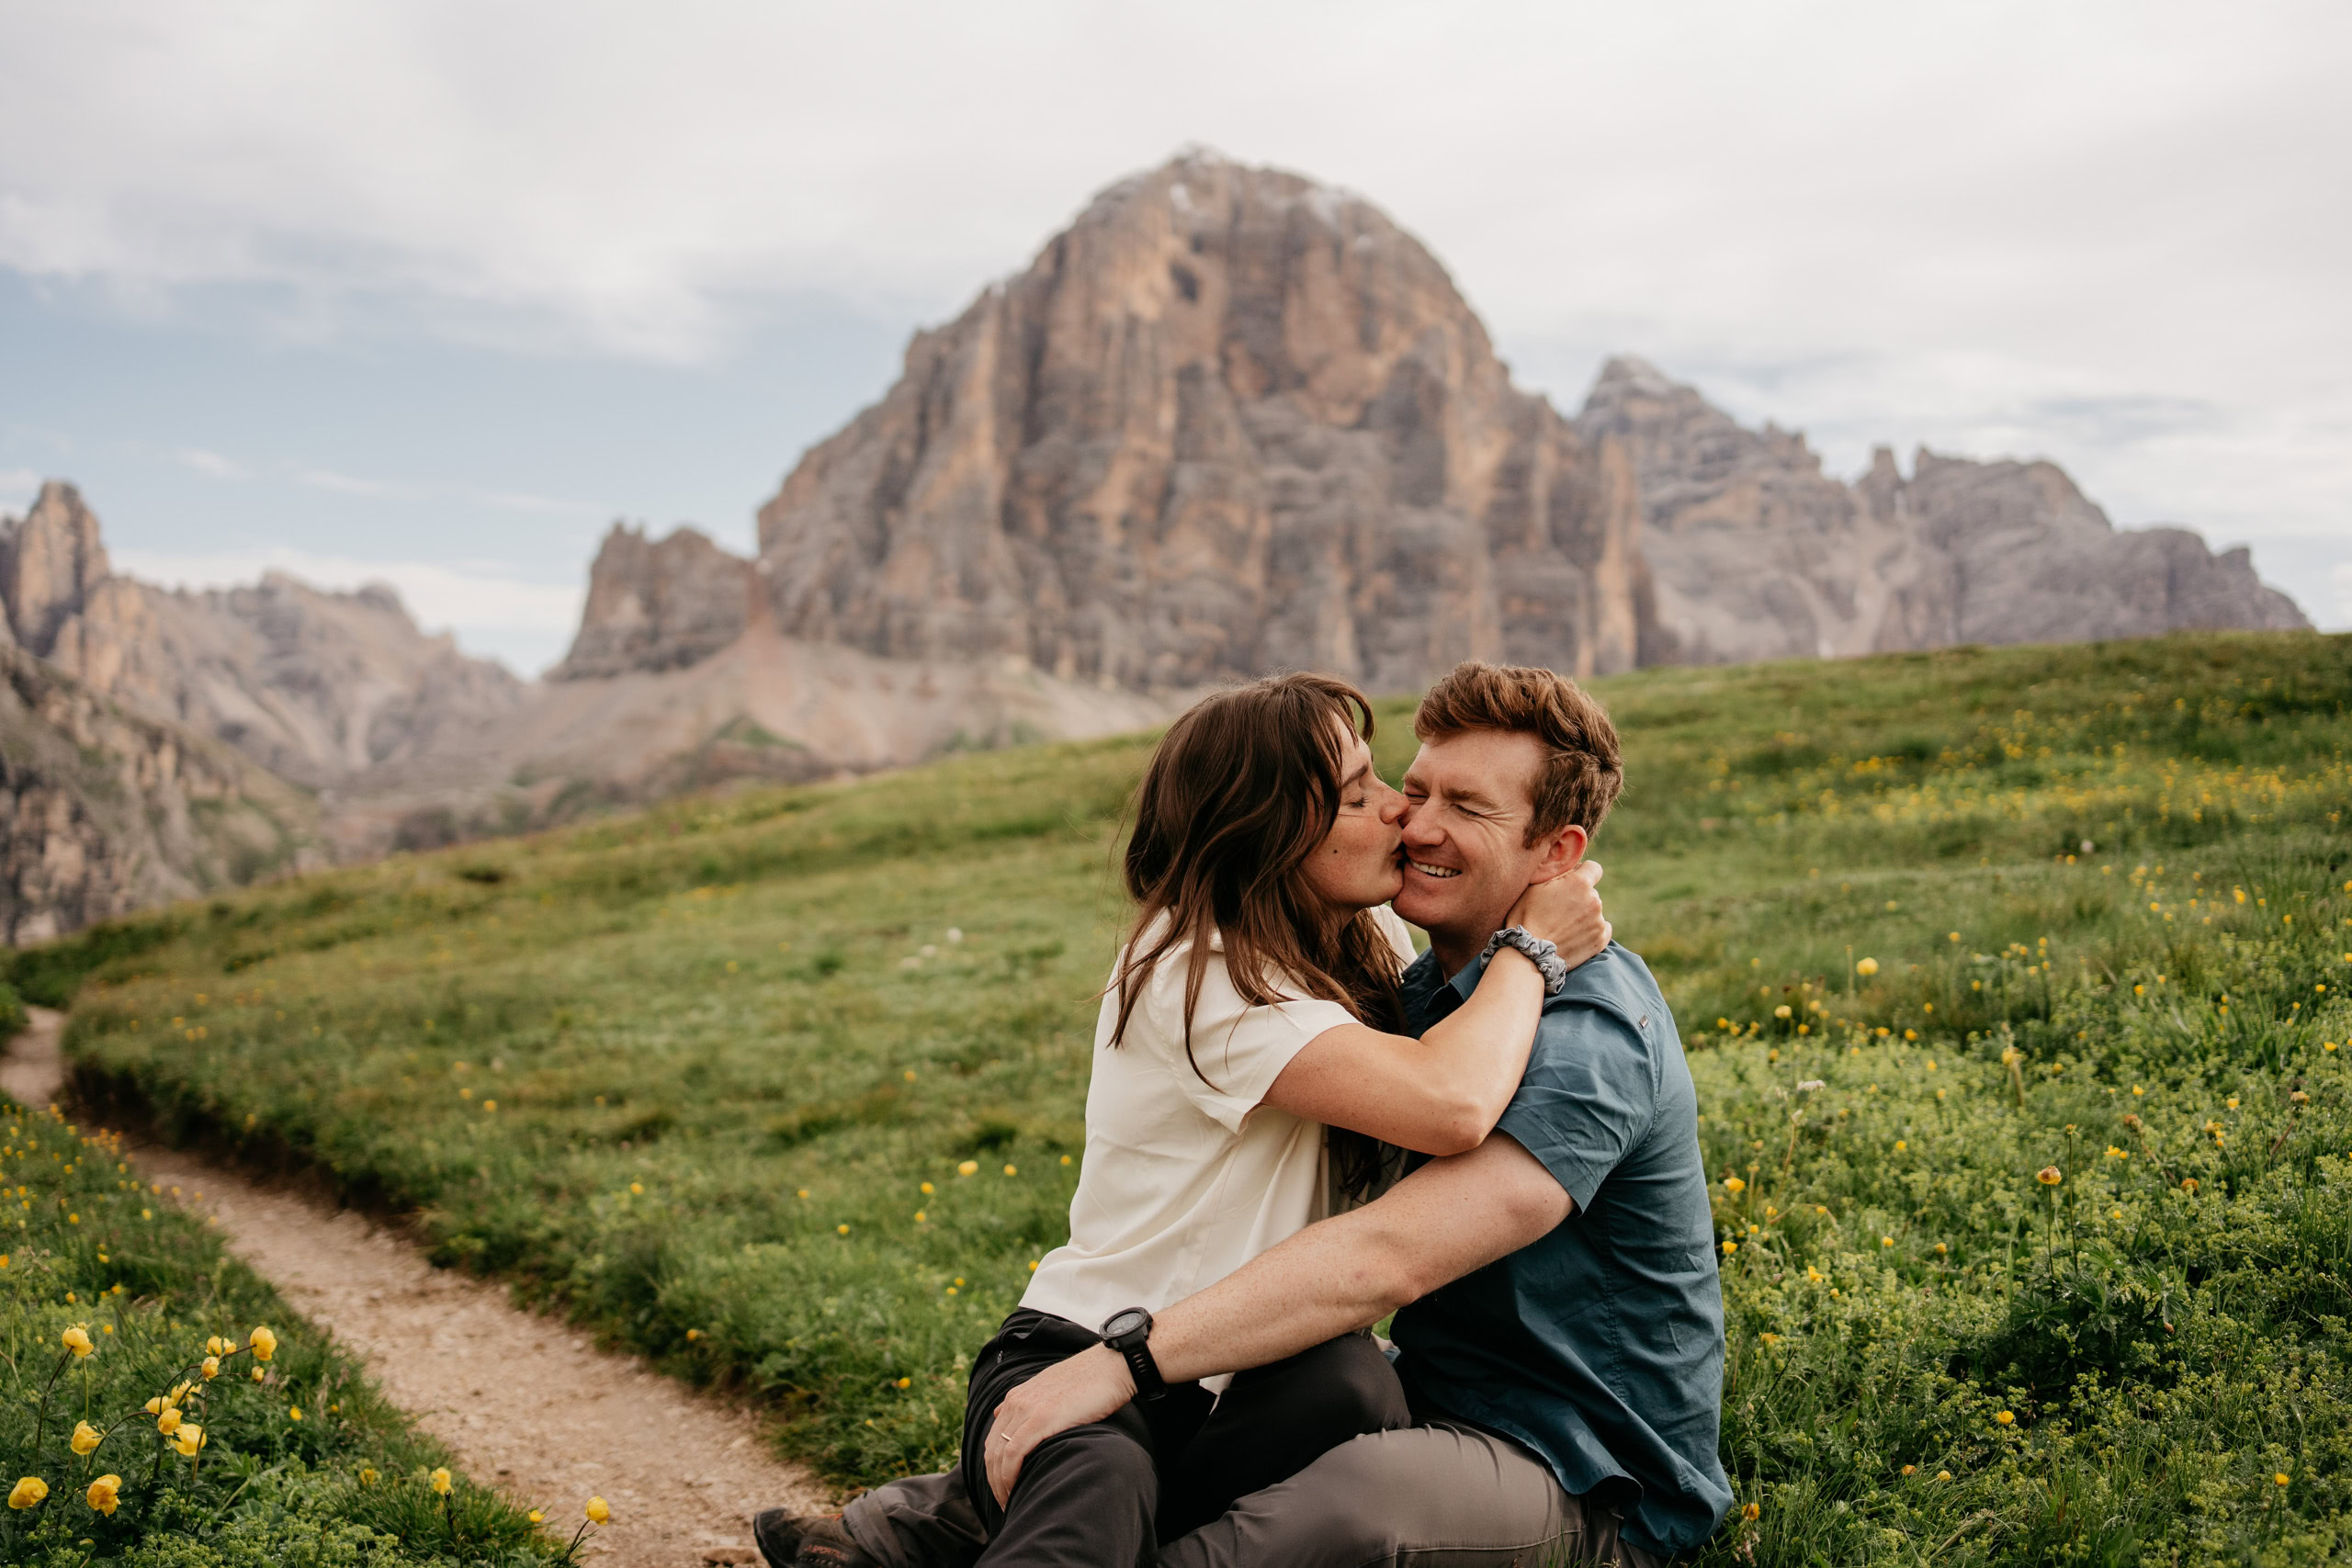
[1401,944,1490,1030]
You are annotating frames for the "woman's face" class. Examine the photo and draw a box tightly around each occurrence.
[1299,724,1408,911]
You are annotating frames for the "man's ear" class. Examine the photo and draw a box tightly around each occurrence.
[1526,824,1589,884]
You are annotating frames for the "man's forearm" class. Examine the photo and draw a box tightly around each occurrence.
[1148,1133,1570,1383]
[1148,1201,1418,1382]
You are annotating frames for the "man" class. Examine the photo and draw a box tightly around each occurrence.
[764,661,1731,1567]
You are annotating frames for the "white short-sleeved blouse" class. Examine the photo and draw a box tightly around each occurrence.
[1019,905,1419,1335]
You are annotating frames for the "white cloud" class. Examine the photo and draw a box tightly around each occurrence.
[0,468,40,512]
[176,446,246,480]
[295,468,413,500]
[112,546,584,673]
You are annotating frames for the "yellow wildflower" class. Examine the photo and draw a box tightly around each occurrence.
[174,1424,205,1457]
[1722,1176,1747,1194]
[1994,1410,2015,1426]
[1741,1501,1760,1522]
[202,1356,220,1380]
[86,1474,121,1516]
[431,1468,453,1495]
[1856,957,1879,977]
[2036,1167,2063,1186]
[249,1325,278,1362]
[958,1160,978,1177]
[359,1468,379,1486]
[8,1475,47,1509]
[586,1495,611,1524]
[289,1406,303,1421]
[72,1420,101,1455]
[61,1324,94,1358]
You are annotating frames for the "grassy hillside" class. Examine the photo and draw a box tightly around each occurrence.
[15,629,2352,1565]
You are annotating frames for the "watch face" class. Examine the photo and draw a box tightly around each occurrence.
[1102,1309,1148,1342]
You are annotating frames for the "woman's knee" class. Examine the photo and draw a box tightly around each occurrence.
[1283,1334,1409,1436]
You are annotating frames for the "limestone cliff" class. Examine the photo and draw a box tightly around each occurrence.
[0,483,528,788]
[1576,357,2308,662]
[549,524,752,680]
[0,642,325,944]
[753,152,1665,692]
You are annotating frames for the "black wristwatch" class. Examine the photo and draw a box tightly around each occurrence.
[1100,1307,1168,1403]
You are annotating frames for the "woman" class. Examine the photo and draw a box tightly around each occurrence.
[760,673,1601,1568]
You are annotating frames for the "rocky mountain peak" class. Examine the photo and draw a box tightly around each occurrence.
[0,480,113,654]
[549,522,753,681]
[1572,361,2307,661]
[752,152,1661,692]
[0,483,525,795]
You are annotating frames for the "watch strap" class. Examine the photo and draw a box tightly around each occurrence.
[1101,1309,1168,1403]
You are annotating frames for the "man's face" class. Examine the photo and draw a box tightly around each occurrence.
[1393,729,1555,940]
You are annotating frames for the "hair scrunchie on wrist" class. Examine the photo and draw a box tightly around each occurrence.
[1480,926,1571,995]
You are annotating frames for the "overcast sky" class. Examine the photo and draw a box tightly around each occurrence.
[3,0,2346,672]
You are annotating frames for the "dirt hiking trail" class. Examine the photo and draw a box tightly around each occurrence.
[2,1007,830,1566]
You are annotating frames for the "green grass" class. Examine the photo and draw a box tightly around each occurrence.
[15,628,2352,1564]
[0,1100,553,1565]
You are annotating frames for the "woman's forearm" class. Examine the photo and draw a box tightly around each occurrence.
[1410,946,1543,1133]
[1261,952,1544,1153]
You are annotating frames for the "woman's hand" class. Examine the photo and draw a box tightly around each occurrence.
[982,1343,1137,1506]
[1508,860,1610,969]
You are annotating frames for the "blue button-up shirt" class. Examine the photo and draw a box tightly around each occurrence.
[1390,942,1731,1557]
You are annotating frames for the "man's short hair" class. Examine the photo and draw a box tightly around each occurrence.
[1414,661,1623,846]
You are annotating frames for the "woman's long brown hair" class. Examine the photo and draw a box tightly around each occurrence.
[1112,672,1405,1199]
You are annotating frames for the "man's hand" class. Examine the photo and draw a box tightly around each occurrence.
[1510,859,1609,968]
[981,1343,1136,1506]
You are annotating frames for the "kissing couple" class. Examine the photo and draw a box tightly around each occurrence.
[760,661,1732,1566]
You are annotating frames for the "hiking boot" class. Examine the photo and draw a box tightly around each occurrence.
[752,1510,876,1568]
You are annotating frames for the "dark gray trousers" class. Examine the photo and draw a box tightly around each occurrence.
[943,1311,1409,1567]
[845,1422,1668,1568]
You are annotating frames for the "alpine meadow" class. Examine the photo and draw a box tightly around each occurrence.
[8,629,2351,1567]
